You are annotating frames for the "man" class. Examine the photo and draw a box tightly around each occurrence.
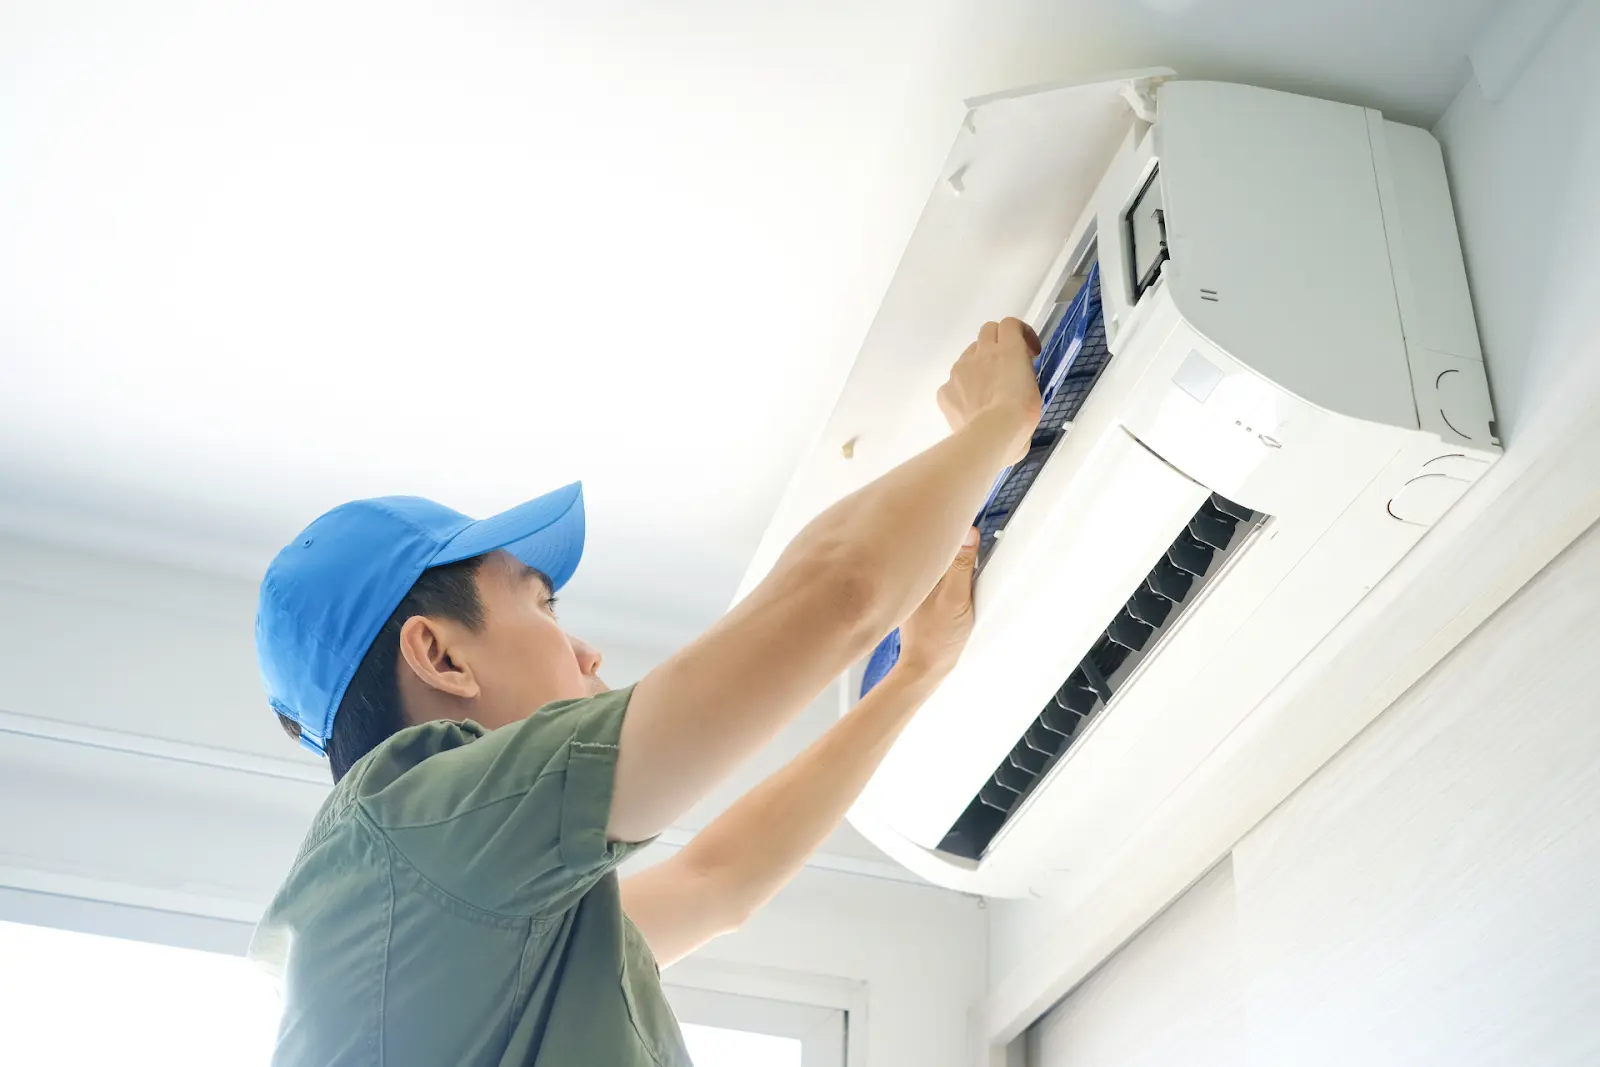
[251,317,1042,1065]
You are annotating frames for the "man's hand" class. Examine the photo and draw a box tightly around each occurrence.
[896,528,980,680]
[937,318,1042,464]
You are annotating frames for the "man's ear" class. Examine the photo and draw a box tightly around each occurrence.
[396,615,481,701]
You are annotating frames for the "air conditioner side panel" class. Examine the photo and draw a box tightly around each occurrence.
[1156,81,1417,431]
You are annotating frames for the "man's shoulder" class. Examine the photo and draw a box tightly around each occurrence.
[348,718,490,798]
[253,725,476,933]
[250,778,385,978]
[355,691,637,834]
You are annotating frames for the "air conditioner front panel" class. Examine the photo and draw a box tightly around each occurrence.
[978,440,1445,890]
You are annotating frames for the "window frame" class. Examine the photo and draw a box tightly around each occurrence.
[664,956,866,1066]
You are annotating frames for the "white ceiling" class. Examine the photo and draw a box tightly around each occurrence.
[0,0,1502,651]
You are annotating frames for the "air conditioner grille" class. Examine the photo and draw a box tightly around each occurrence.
[936,492,1267,861]
[975,267,1110,564]
[859,267,1112,702]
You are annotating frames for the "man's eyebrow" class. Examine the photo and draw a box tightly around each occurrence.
[518,563,554,594]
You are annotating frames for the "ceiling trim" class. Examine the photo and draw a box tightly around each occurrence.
[0,707,935,892]
[0,707,329,786]
[0,864,264,926]
[0,883,256,956]
[1468,0,1579,101]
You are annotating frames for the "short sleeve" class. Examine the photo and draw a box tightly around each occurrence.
[357,687,645,917]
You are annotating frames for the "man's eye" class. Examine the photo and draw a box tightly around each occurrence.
[544,596,560,616]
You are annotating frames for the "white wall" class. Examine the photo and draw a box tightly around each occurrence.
[988,0,1600,1024]
[1026,860,1241,1067]
[1432,0,1597,448]
[0,533,287,756]
[1028,486,1600,1067]
[0,535,328,930]
[1230,521,1600,1065]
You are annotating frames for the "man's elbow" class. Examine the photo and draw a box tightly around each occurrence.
[785,541,889,647]
[682,856,763,938]
[832,561,886,642]
[716,891,763,937]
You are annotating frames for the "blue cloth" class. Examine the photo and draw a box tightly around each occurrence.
[255,484,586,755]
[860,629,902,699]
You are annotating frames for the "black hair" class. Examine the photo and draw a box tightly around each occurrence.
[275,554,487,783]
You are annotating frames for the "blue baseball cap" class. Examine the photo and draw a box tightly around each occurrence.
[256,482,585,755]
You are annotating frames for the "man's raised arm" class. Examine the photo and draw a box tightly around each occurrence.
[606,318,1040,844]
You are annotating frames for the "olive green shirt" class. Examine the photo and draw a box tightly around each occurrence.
[250,688,691,1066]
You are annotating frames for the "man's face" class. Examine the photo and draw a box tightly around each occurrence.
[455,550,607,729]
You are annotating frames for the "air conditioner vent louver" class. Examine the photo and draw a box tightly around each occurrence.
[937,492,1267,861]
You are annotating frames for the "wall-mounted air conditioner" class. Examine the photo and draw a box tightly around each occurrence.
[737,73,1497,897]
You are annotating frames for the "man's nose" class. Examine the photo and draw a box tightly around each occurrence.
[568,633,603,677]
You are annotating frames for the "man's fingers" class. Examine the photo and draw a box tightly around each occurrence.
[950,528,980,573]
[979,320,1000,347]
[1001,316,1041,357]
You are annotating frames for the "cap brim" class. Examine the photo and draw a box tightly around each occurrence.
[432,482,586,590]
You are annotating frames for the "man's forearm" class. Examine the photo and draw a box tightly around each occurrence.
[670,666,940,924]
[622,531,981,967]
[779,404,1025,637]
[621,667,940,965]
